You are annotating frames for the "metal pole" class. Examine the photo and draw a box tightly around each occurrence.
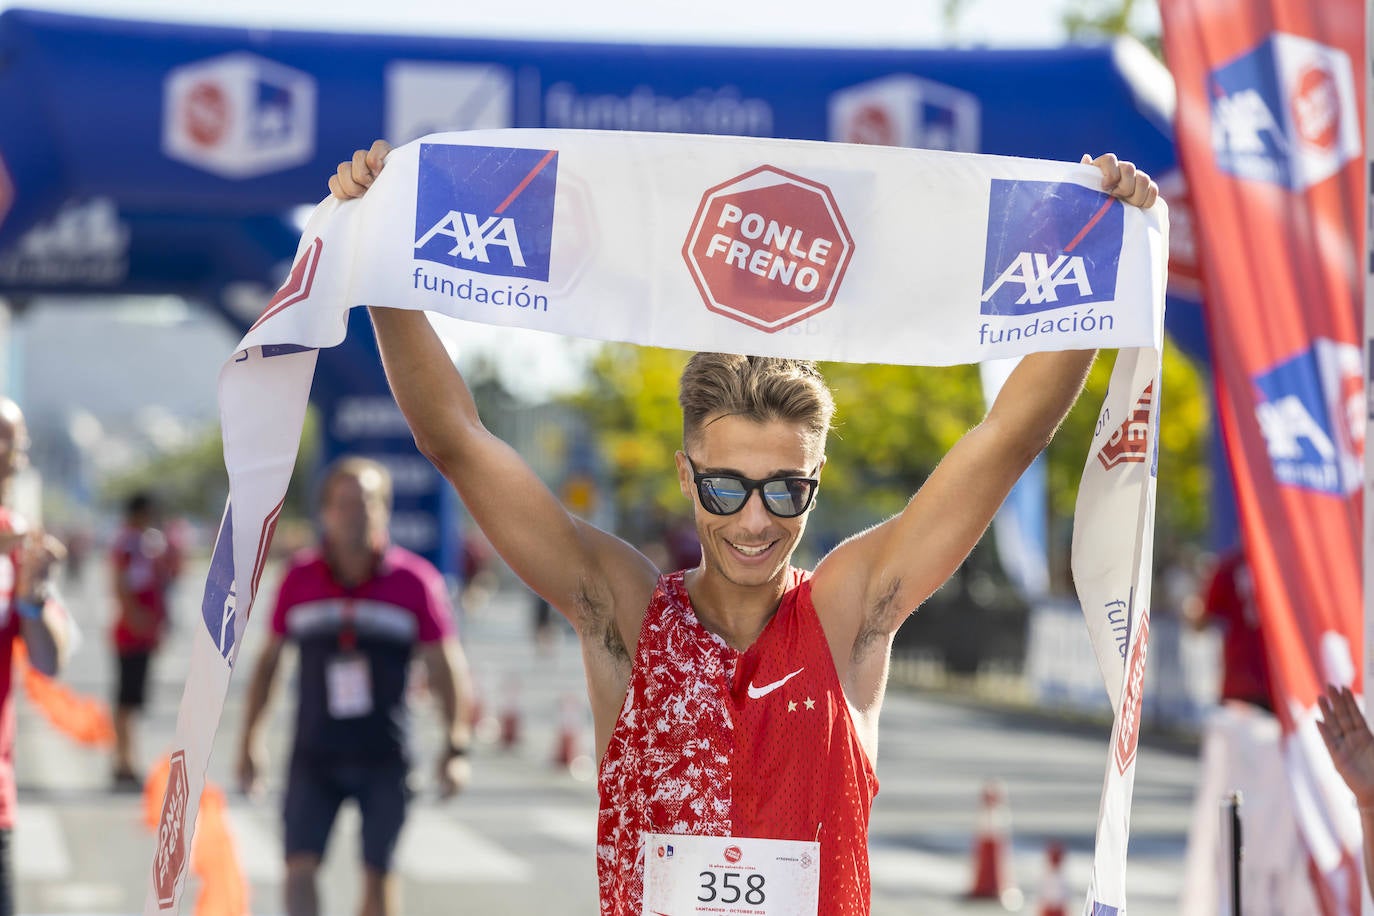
[1224,790,1243,916]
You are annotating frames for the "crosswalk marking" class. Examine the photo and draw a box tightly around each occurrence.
[395,808,532,881]
[224,806,286,882]
[15,805,72,879]
[528,806,597,848]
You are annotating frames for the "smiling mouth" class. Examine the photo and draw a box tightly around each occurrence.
[728,539,776,557]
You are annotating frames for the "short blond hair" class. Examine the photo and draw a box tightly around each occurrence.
[679,353,835,451]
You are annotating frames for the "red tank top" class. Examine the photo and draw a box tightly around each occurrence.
[597,569,878,916]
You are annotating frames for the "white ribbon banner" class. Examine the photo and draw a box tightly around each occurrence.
[144,129,1167,915]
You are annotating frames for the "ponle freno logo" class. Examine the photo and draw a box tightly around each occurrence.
[163,52,316,179]
[153,751,190,908]
[1097,383,1155,472]
[1114,615,1149,776]
[414,144,559,283]
[683,165,853,333]
[981,179,1123,317]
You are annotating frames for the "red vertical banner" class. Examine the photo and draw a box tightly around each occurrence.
[1160,1,1366,912]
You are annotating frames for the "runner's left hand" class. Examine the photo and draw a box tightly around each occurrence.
[1082,153,1158,209]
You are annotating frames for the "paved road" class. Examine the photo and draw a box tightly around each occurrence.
[14,559,1199,915]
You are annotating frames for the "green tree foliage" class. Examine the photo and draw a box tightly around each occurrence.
[569,343,1210,577]
[101,408,321,525]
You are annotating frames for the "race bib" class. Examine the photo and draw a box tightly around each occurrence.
[325,654,373,719]
[643,833,820,916]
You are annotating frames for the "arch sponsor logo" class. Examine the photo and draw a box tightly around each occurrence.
[827,74,980,152]
[1253,338,1364,496]
[414,144,559,282]
[981,179,1123,317]
[683,165,853,332]
[385,61,514,145]
[163,52,316,179]
[1208,33,1359,191]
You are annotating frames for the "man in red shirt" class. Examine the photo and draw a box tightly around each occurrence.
[0,397,71,916]
[108,491,179,789]
[330,140,1158,916]
[1190,545,1273,710]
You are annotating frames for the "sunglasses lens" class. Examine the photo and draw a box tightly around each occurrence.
[762,479,814,517]
[698,477,748,515]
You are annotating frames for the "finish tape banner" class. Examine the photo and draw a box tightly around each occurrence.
[144,129,1167,914]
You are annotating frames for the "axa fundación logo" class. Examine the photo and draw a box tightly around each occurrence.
[163,52,316,179]
[980,179,1123,317]
[683,165,853,333]
[827,74,981,152]
[1208,32,1359,191]
[1253,338,1364,496]
[413,144,559,282]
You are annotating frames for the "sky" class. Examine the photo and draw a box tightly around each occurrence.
[0,0,1163,399]
[0,0,1161,49]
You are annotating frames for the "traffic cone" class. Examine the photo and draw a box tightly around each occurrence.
[965,780,1022,909]
[1035,841,1069,916]
[499,675,522,751]
[552,693,579,769]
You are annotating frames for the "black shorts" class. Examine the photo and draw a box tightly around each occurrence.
[283,756,410,872]
[115,650,153,709]
[0,826,12,916]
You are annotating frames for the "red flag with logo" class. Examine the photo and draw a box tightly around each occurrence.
[1159,1,1366,911]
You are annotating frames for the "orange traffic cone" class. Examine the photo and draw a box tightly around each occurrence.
[499,676,522,751]
[1035,841,1069,916]
[552,693,579,769]
[965,780,1022,910]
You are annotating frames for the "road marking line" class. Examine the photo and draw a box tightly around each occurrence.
[14,804,72,879]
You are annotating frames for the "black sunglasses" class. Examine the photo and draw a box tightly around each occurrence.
[685,456,819,518]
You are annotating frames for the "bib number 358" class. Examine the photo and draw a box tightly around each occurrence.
[698,869,767,905]
[643,832,819,915]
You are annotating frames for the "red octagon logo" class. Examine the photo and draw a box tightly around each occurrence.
[153,750,191,908]
[1114,614,1150,776]
[683,165,853,333]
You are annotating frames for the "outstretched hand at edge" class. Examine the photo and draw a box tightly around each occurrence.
[1317,683,1374,807]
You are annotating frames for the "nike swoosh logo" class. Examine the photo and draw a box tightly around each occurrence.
[747,667,805,699]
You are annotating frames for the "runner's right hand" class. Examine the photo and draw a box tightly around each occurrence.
[329,139,392,200]
[237,744,266,799]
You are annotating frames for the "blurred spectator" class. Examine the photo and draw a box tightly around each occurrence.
[1180,544,1314,914]
[0,396,72,916]
[1186,545,1272,711]
[109,490,180,790]
[237,457,473,916]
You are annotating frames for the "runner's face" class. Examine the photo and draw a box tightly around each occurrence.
[319,472,389,554]
[678,415,823,589]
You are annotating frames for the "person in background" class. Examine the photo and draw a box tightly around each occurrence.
[109,490,179,790]
[237,456,474,916]
[1180,544,1316,914]
[0,397,72,916]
